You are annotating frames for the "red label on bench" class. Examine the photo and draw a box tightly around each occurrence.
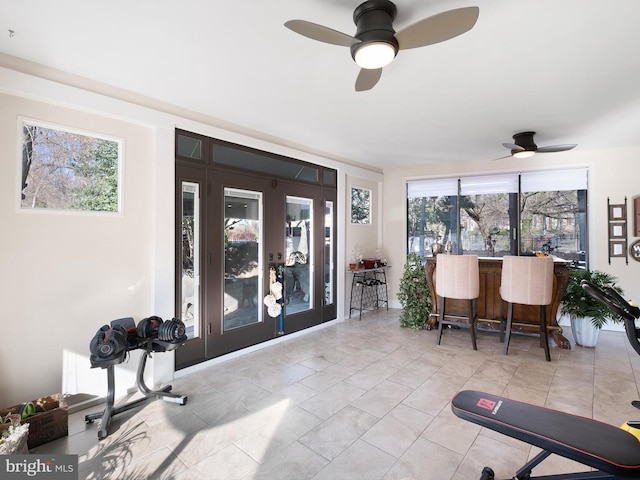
[476,398,496,410]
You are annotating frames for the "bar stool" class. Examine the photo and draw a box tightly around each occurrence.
[435,254,480,350]
[500,255,554,361]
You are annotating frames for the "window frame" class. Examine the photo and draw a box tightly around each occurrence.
[17,117,124,215]
[351,186,372,224]
[406,168,589,267]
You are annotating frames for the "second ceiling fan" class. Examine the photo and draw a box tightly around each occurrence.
[501,131,577,159]
[284,0,479,92]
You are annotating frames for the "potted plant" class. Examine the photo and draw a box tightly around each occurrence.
[560,268,624,347]
[398,253,432,330]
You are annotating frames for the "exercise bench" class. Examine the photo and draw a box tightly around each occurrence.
[451,280,640,479]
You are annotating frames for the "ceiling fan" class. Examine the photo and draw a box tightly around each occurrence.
[284,0,479,92]
[500,131,577,159]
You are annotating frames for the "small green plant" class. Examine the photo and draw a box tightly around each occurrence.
[398,253,432,330]
[1,425,17,440]
[560,268,624,329]
[0,424,21,447]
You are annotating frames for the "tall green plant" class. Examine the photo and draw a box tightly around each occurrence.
[398,253,432,330]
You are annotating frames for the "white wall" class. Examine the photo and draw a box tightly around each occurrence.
[382,152,640,326]
[0,93,155,407]
[345,176,385,258]
[344,175,383,317]
[0,65,385,407]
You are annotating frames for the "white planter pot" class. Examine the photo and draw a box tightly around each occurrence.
[570,316,601,347]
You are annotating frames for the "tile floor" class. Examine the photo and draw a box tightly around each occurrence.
[33,309,640,479]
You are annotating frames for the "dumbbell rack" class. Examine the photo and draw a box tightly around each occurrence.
[85,339,187,440]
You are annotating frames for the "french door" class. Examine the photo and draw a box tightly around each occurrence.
[175,134,336,369]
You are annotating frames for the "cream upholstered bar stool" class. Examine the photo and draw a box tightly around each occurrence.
[500,255,554,361]
[435,254,480,350]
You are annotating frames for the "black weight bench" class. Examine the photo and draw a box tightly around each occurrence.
[451,280,640,479]
[452,389,640,479]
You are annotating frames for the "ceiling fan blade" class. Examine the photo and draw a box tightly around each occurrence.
[355,68,383,92]
[284,20,359,47]
[395,6,479,50]
[502,143,524,151]
[492,154,514,161]
[537,144,578,153]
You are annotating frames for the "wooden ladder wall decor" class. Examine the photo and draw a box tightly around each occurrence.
[607,197,628,264]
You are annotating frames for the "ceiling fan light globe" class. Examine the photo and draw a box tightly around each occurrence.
[513,150,535,159]
[354,41,396,69]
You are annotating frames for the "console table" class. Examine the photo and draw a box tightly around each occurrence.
[424,257,571,348]
[348,267,389,319]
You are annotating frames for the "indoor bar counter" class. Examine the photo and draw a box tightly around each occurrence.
[425,256,571,348]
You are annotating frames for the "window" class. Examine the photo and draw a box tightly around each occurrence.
[20,120,121,212]
[176,132,202,160]
[407,168,588,267]
[213,142,319,184]
[324,200,334,306]
[519,170,588,262]
[407,178,457,254]
[351,186,371,224]
[180,182,201,339]
[459,175,519,257]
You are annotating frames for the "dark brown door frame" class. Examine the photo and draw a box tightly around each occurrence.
[175,130,337,370]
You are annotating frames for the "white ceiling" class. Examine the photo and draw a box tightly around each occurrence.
[1,0,640,170]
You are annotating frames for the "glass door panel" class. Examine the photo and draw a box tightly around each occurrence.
[181,182,200,340]
[224,188,263,330]
[324,200,334,306]
[284,196,313,315]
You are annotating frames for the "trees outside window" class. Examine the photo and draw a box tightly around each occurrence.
[20,121,121,212]
[407,169,588,267]
[520,190,584,257]
[351,187,371,224]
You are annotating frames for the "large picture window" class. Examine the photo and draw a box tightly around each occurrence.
[407,168,588,267]
[20,120,121,212]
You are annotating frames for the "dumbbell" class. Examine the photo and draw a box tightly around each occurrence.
[89,324,127,360]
